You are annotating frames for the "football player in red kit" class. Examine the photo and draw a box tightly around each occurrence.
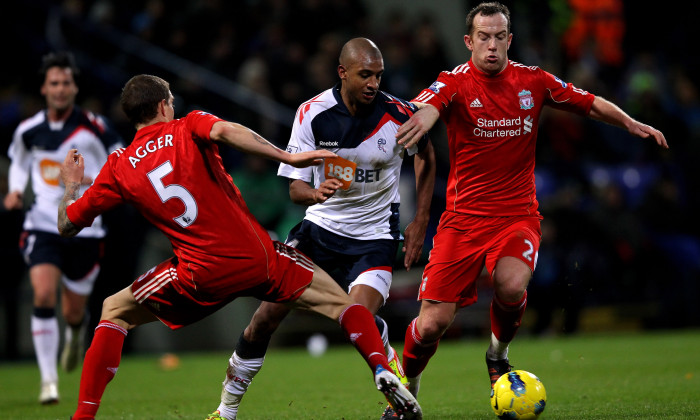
[58,74,421,420]
[384,2,667,417]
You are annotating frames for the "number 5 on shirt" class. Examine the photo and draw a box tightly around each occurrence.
[324,156,356,190]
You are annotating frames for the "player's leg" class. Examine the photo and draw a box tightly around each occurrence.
[294,265,422,419]
[346,245,395,354]
[29,262,62,404]
[380,300,456,419]
[348,267,405,383]
[60,237,102,373]
[485,217,540,387]
[262,241,420,418]
[402,300,458,396]
[399,212,484,398]
[59,283,89,372]
[72,285,157,420]
[213,302,291,420]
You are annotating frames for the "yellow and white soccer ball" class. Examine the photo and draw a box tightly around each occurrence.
[490,370,546,419]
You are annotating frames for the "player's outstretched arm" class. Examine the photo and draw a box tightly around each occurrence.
[210,121,336,167]
[58,149,85,238]
[403,141,436,270]
[588,96,669,149]
[396,104,440,150]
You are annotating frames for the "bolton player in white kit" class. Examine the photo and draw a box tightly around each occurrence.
[3,51,123,404]
[206,38,435,420]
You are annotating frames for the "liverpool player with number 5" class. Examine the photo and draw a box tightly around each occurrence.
[207,38,435,420]
[58,74,421,420]
[388,1,668,416]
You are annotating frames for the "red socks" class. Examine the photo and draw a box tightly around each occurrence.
[490,291,527,343]
[72,321,127,420]
[402,318,439,379]
[338,304,390,372]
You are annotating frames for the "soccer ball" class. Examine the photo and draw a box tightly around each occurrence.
[490,370,546,419]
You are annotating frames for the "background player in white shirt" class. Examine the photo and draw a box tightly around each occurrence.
[208,38,435,420]
[3,51,123,404]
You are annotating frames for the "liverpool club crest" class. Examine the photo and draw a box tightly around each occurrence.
[518,89,534,110]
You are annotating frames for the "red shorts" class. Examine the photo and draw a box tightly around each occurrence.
[419,212,541,307]
[131,241,314,329]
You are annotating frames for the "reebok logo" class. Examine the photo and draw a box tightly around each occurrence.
[470,98,483,108]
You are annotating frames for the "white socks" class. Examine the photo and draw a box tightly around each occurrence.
[486,332,509,361]
[376,316,391,355]
[31,315,59,384]
[217,352,264,419]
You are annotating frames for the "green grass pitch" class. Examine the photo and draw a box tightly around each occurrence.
[0,329,698,419]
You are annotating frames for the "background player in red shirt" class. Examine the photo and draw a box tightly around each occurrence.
[388,1,668,414]
[58,74,421,420]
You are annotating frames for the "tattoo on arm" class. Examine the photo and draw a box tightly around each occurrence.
[250,131,269,145]
[57,182,83,237]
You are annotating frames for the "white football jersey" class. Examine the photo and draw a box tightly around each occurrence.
[278,85,429,240]
[7,107,123,237]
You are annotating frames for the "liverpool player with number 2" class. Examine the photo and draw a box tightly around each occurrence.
[386,2,668,416]
[58,74,420,420]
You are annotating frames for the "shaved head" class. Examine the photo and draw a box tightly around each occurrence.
[339,37,382,68]
[337,37,384,115]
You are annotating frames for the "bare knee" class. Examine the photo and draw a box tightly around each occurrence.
[493,259,531,303]
[494,278,528,303]
[416,303,457,343]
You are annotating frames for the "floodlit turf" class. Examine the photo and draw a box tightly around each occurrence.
[0,329,698,419]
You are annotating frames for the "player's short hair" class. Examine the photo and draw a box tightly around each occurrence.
[120,74,170,126]
[466,2,511,36]
[39,51,80,82]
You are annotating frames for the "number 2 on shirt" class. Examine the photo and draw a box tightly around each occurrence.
[324,156,356,190]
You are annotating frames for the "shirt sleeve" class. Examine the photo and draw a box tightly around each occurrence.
[6,126,31,193]
[66,158,124,228]
[542,69,595,115]
[411,70,459,115]
[277,107,314,182]
[185,110,225,145]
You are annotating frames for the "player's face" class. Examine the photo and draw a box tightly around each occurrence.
[339,53,384,113]
[464,12,512,75]
[41,67,78,113]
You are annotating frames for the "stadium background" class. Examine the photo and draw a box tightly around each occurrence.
[1,0,698,359]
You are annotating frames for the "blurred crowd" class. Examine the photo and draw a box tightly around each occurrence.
[1,0,699,358]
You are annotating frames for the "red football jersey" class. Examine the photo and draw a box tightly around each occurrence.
[413,60,595,216]
[68,111,277,295]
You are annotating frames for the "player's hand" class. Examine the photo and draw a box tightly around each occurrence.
[402,217,429,270]
[288,150,337,168]
[629,121,669,149]
[60,149,85,186]
[396,104,440,149]
[3,190,23,210]
[314,178,343,203]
